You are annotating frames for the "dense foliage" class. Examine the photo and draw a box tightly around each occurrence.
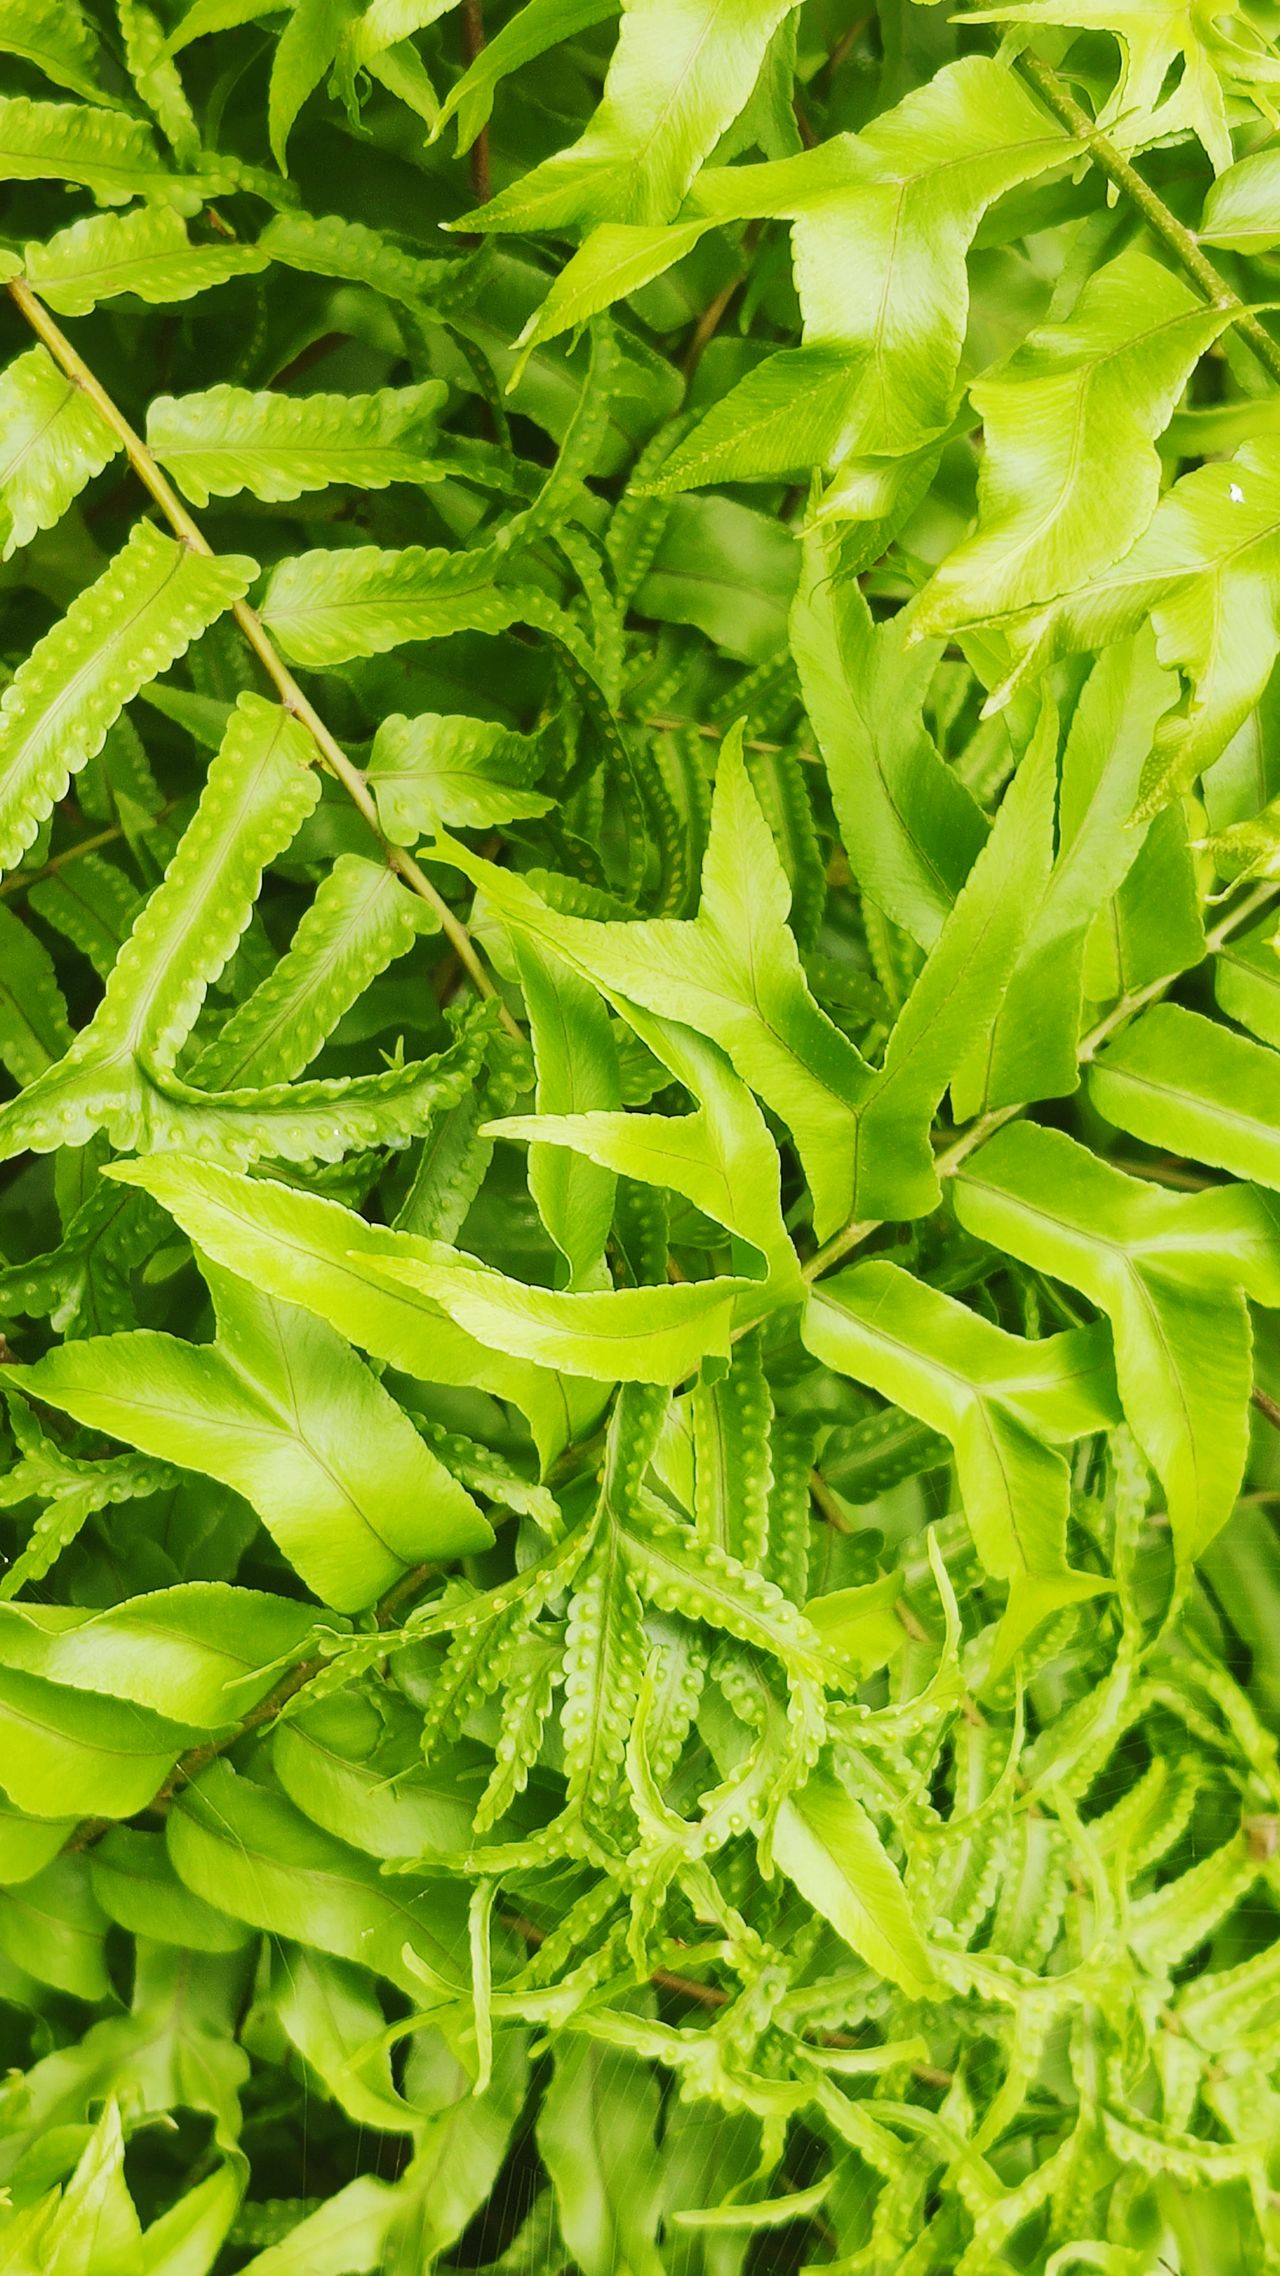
[7,0,1280,2269]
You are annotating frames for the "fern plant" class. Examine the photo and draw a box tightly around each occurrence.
[4,0,1280,2269]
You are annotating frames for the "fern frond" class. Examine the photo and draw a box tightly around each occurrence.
[23,205,267,315]
[0,521,255,876]
[0,346,118,557]
[148,378,449,505]
[0,93,184,202]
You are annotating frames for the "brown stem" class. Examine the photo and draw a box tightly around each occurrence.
[500,1911,950,2078]
[6,277,520,1040]
[460,0,492,208]
[1253,1387,1280,1432]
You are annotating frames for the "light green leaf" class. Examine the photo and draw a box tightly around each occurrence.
[0,345,118,558]
[970,0,1241,171]
[0,901,72,1083]
[0,1663,195,1818]
[89,1825,252,1951]
[458,0,801,234]
[792,528,986,949]
[148,377,448,506]
[268,0,356,169]
[665,55,1074,474]
[24,204,266,314]
[442,723,872,1239]
[167,1759,470,1992]
[0,92,184,201]
[1215,917,1280,1048]
[772,1762,936,1997]
[954,1122,1280,1559]
[364,1249,747,1385]
[805,1260,1115,1663]
[233,2179,399,2276]
[513,933,619,1288]
[187,854,431,1090]
[952,633,1173,1116]
[492,1007,801,1293]
[5,1258,491,1612]
[915,251,1231,637]
[367,711,550,840]
[0,521,255,876]
[0,0,111,101]
[1200,145,1280,250]
[434,0,615,153]
[537,2040,664,2276]
[516,220,707,356]
[852,702,1057,1217]
[998,442,1280,814]
[0,1583,320,1726]
[261,543,565,668]
[259,208,473,307]
[1090,1003,1280,1190]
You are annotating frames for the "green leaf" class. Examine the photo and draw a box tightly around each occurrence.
[0,0,111,101]
[771,1761,936,1998]
[434,0,616,154]
[1215,917,1280,1049]
[537,2040,664,2276]
[954,1122,1280,1559]
[663,55,1074,475]
[23,204,268,315]
[0,1663,195,1818]
[1200,145,1280,251]
[512,932,619,1288]
[260,543,574,668]
[4,1257,492,1611]
[442,722,872,1240]
[106,1152,581,1466]
[0,521,255,876]
[970,0,1241,171]
[367,711,550,839]
[268,0,356,169]
[999,442,1280,814]
[363,1249,748,1385]
[187,854,432,1090]
[804,1260,1115,1663]
[1090,1002,1280,1190]
[491,1007,802,1293]
[0,93,183,201]
[0,902,72,1084]
[952,633,1173,1116]
[167,1758,470,1991]
[792,529,986,950]
[458,0,802,234]
[0,345,118,558]
[148,377,448,506]
[258,207,474,307]
[0,1583,319,1725]
[851,701,1057,1218]
[914,251,1231,637]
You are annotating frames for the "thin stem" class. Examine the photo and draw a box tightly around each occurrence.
[460,0,492,208]
[1018,52,1280,390]
[7,277,520,1040]
[1253,1387,1280,1432]
[808,1466,852,1534]
[0,811,173,900]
